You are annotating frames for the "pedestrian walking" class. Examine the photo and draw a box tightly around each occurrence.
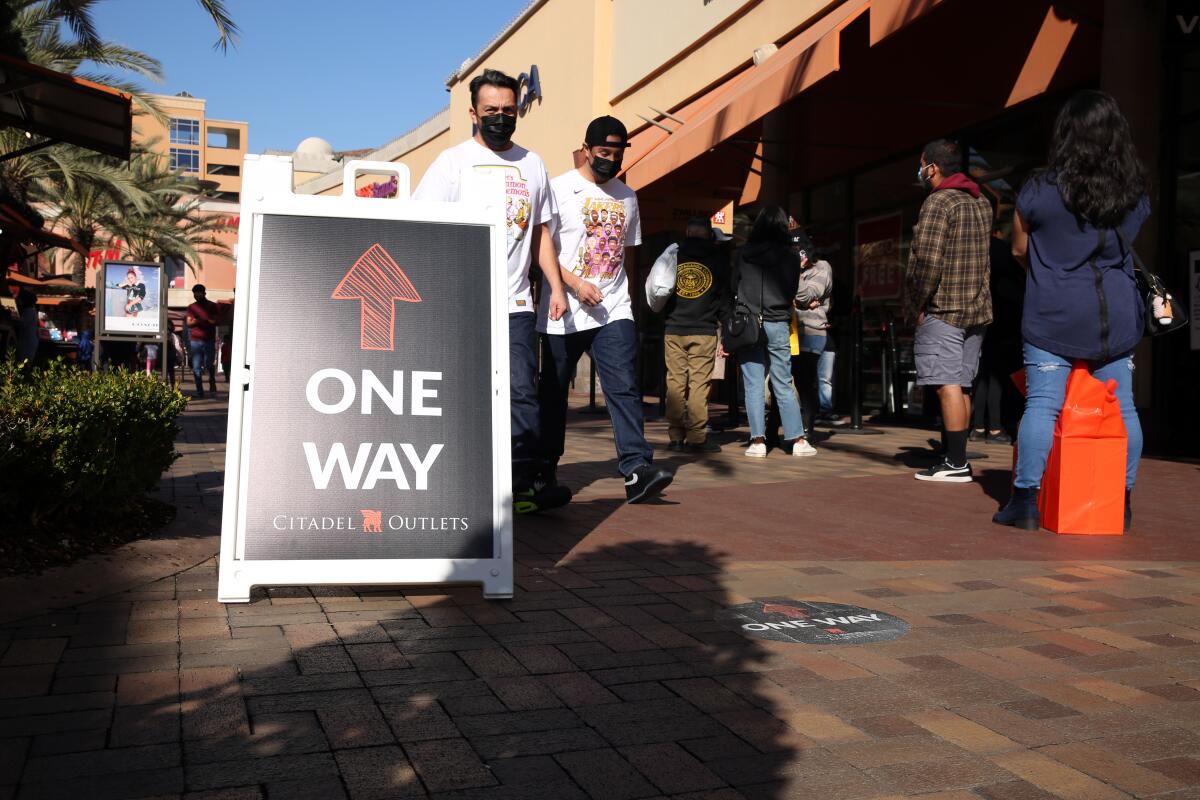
[663,217,730,453]
[994,90,1149,531]
[186,284,219,397]
[537,115,674,504]
[907,139,993,482]
[414,67,571,515]
[791,228,833,438]
[726,207,816,459]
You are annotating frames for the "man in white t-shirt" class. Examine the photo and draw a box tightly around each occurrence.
[413,68,570,514]
[537,116,674,504]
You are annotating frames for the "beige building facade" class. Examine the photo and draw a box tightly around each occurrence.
[285,0,1197,457]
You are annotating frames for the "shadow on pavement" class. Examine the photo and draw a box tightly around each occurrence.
[0,540,813,799]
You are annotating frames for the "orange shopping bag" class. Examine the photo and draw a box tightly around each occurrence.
[1037,362,1126,535]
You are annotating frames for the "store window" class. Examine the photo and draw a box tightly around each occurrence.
[170,147,200,173]
[169,118,200,145]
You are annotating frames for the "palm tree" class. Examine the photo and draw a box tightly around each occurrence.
[115,152,234,273]
[14,0,238,55]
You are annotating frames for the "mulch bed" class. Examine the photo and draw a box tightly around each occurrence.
[0,497,176,577]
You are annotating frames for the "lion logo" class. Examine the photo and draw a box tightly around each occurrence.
[360,510,383,533]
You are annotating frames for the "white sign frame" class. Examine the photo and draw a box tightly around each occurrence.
[218,155,513,602]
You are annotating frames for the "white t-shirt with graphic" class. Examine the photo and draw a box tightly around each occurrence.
[538,169,642,335]
[413,138,554,314]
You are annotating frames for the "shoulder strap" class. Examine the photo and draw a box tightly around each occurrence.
[1113,228,1151,275]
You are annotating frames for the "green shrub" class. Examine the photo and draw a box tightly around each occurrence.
[0,358,187,528]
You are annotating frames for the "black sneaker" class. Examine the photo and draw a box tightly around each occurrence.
[624,464,674,504]
[968,429,986,442]
[685,440,721,453]
[987,431,1013,445]
[914,460,973,483]
[666,441,685,452]
[514,476,572,515]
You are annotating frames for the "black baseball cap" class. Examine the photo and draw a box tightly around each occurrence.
[788,229,814,254]
[584,115,631,148]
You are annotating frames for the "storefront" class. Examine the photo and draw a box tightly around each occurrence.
[296,0,1199,456]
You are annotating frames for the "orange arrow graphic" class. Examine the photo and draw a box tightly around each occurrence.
[761,603,809,619]
[332,243,421,351]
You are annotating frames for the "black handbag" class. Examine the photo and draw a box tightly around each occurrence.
[721,300,760,354]
[1116,229,1189,336]
[722,255,764,354]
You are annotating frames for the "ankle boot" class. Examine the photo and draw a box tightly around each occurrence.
[993,487,1039,530]
[1124,488,1132,533]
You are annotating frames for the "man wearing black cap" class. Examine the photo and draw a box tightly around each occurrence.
[537,115,674,504]
[414,67,570,514]
[662,217,730,453]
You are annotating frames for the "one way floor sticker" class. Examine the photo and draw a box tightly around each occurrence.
[714,598,909,645]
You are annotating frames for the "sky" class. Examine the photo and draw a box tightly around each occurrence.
[90,0,532,154]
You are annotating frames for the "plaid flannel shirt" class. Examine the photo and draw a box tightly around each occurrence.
[906,188,993,329]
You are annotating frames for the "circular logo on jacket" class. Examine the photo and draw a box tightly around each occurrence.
[675,261,713,299]
[714,598,909,645]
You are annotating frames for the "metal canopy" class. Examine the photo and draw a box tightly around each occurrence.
[0,54,132,161]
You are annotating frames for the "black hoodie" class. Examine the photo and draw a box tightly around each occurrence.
[732,241,801,323]
[663,237,731,335]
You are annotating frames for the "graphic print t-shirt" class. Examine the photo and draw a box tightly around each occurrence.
[413,138,555,314]
[539,169,642,334]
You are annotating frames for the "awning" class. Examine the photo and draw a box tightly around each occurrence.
[0,54,132,161]
[0,202,87,256]
[870,0,946,44]
[34,295,83,306]
[623,0,869,192]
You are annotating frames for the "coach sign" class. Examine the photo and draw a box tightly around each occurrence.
[218,155,512,602]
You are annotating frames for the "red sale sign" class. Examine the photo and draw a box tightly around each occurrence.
[855,214,903,303]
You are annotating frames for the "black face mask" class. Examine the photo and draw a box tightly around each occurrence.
[590,153,621,182]
[478,114,516,148]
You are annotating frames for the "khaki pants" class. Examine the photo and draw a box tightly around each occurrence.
[664,333,717,444]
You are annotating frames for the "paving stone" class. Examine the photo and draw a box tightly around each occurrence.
[14,767,184,799]
[0,639,68,667]
[454,708,582,738]
[1142,756,1200,785]
[29,728,108,757]
[185,712,327,763]
[185,752,339,791]
[317,705,395,749]
[403,738,495,792]
[621,742,726,794]
[381,701,459,742]
[555,748,658,800]
[334,745,424,798]
[21,743,180,781]
[470,728,610,760]
[110,702,181,747]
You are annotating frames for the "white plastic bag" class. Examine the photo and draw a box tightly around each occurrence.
[644,242,678,312]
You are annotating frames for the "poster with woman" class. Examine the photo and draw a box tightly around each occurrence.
[100,262,164,336]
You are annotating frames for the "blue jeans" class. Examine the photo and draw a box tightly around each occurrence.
[818,347,835,413]
[509,313,542,487]
[190,339,215,393]
[539,319,653,476]
[1014,342,1142,490]
[741,320,805,441]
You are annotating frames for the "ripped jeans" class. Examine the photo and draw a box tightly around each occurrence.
[1014,342,1142,490]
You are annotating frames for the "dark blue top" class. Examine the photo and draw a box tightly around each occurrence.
[1016,173,1150,362]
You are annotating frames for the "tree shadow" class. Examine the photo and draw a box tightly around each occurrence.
[1,540,827,798]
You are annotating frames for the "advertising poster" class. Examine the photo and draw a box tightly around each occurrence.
[855,214,903,303]
[102,262,163,335]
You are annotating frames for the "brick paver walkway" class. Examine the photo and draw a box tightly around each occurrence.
[2,393,1198,799]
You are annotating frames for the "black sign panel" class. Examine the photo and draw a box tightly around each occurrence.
[715,598,909,645]
[242,215,495,560]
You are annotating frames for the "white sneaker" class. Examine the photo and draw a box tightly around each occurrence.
[745,441,767,458]
[791,440,818,457]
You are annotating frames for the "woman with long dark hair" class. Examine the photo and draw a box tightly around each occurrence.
[728,206,816,457]
[994,90,1149,531]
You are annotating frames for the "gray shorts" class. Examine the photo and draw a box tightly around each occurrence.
[914,316,985,387]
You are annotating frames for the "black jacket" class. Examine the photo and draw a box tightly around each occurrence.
[732,241,800,323]
[663,237,731,335]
